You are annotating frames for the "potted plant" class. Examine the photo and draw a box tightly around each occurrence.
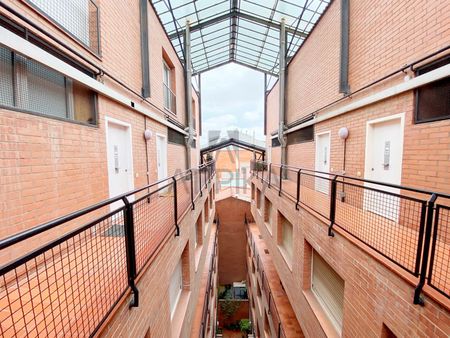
[239,319,252,337]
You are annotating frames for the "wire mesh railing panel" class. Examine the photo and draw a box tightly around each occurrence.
[0,209,128,337]
[334,179,426,274]
[192,169,201,201]
[133,189,175,274]
[282,167,298,199]
[270,164,281,190]
[428,205,450,297]
[26,0,100,54]
[176,176,192,221]
[299,171,331,218]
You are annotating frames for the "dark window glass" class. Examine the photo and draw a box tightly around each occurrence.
[168,128,185,145]
[415,56,450,123]
[286,125,314,145]
[0,45,97,125]
[271,137,281,147]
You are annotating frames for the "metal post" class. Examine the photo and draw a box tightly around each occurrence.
[278,18,287,169]
[172,177,180,236]
[261,163,264,183]
[328,176,338,237]
[122,196,139,307]
[199,167,203,197]
[190,169,195,210]
[279,165,283,196]
[295,169,301,210]
[414,193,437,305]
[268,163,272,188]
[184,20,193,169]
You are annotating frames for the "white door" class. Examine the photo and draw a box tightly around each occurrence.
[106,119,134,210]
[364,115,404,221]
[315,132,331,194]
[156,134,168,182]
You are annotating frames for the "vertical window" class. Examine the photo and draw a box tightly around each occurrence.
[278,213,293,263]
[204,200,209,234]
[414,56,450,123]
[311,250,345,334]
[256,189,262,210]
[264,197,272,233]
[195,214,203,248]
[169,259,183,317]
[163,55,176,114]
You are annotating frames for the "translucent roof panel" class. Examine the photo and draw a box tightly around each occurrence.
[151,0,331,75]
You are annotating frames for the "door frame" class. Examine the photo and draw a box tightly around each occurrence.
[315,131,331,194]
[363,112,405,183]
[105,116,135,199]
[315,130,331,171]
[156,132,168,181]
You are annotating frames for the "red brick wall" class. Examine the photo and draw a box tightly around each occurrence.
[251,178,449,338]
[216,197,250,285]
[265,0,450,194]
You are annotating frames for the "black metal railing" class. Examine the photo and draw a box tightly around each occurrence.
[199,217,219,338]
[0,161,215,337]
[246,223,287,338]
[251,160,450,304]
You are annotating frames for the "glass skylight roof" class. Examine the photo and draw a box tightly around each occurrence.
[151,0,331,75]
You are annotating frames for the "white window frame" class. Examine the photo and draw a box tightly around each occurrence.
[169,259,183,318]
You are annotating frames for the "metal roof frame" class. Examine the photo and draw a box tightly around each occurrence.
[151,0,331,76]
[200,137,266,161]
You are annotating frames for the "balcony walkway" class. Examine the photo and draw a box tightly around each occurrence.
[247,222,304,338]
[255,167,450,302]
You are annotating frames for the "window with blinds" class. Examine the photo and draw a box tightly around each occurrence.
[311,250,345,334]
[414,55,450,123]
[0,45,96,125]
[281,218,293,261]
[264,197,272,233]
[169,259,183,317]
[168,128,185,145]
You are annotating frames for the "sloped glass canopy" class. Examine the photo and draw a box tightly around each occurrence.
[151,0,330,76]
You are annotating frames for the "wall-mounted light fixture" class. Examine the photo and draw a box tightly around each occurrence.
[338,127,349,202]
[144,129,152,141]
[338,127,349,140]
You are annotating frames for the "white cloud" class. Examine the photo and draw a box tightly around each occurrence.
[200,63,264,146]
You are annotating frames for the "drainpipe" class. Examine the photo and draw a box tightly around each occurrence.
[278,18,287,170]
[184,20,194,170]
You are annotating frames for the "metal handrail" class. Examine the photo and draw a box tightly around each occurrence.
[199,216,219,338]
[0,161,216,337]
[250,160,450,304]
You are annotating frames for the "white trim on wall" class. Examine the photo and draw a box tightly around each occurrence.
[267,63,450,138]
[0,26,188,136]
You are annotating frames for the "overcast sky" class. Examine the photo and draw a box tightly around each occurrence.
[199,63,265,146]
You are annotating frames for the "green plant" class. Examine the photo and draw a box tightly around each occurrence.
[220,300,240,319]
[239,319,252,336]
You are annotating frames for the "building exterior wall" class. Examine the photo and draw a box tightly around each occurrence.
[100,183,217,338]
[265,0,450,193]
[0,0,201,244]
[216,197,250,285]
[251,178,449,338]
[260,0,450,337]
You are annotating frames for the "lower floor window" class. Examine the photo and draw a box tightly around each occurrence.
[311,250,345,334]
